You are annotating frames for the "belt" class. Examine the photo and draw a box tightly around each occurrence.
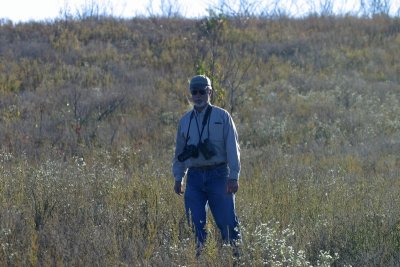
[190,162,226,171]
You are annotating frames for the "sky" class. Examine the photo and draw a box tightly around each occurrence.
[0,0,220,22]
[0,0,399,22]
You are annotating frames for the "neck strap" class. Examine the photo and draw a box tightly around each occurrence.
[184,105,212,146]
[195,105,212,143]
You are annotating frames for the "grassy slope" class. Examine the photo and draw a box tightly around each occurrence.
[0,15,399,266]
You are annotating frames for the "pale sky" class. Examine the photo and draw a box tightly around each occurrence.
[2,0,215,21]
[0,0,399,22]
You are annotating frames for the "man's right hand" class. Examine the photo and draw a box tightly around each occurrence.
[174,181,184,195]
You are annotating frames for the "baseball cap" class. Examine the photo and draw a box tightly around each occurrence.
[189,75,211,89]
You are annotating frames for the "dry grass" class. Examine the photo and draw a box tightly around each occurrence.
[0,14,399,266]
[0,144,399,266]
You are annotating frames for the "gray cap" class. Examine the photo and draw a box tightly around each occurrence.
[189,75,211,89]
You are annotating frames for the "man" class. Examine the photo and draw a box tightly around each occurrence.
[172,74,241,254]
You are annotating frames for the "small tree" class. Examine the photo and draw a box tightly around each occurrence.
[360,0,391,16]
[146,0,182,18]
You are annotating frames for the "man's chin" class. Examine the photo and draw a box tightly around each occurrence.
[194,102,207,109]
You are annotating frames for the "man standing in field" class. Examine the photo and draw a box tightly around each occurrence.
[172,74,241,255]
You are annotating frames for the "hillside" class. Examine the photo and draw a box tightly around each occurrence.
[1,15,399,157]
[0,15,399,266]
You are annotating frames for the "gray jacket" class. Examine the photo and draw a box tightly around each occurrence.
[172,104,241,182]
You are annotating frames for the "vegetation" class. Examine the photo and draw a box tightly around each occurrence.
[0,7,399,266]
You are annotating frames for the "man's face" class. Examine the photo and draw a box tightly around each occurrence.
[190,87,211,109]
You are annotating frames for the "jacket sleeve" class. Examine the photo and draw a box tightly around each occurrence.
[172,121,187,182]
[224,113,241,180]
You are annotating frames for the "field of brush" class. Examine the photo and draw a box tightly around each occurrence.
[0,13,399,266]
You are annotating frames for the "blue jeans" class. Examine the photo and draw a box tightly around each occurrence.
[184,165,241,246]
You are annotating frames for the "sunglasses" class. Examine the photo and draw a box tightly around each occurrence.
[191,88,207,95]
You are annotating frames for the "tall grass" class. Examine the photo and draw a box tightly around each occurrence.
[0,14,399,266]
[1,144,399,266]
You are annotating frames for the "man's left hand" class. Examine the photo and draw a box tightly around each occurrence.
[174,181,184,195]
[227,179,239,194]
